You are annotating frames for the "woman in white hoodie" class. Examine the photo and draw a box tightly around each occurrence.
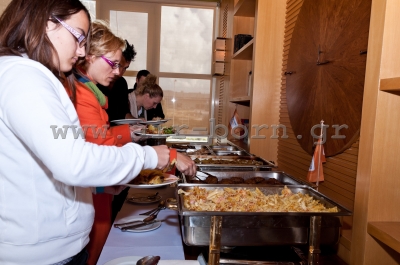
[0,1,194,264]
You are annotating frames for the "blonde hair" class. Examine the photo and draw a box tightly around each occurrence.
[78,20,124,66]
[136,74,163,98]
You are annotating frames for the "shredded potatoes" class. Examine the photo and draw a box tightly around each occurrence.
[178,186,338,213]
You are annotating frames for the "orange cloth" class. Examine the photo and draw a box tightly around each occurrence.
[73,81,132,265]
[307,138,326,183]
[165,148,177,175]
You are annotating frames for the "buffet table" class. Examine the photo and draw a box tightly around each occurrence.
[96,186,186,265]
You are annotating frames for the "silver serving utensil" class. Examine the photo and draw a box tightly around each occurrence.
[139,200,165,216]
[121,220,159,231]
[142,206,165,223]
[114,220,143,229]
[194,174,207,183]
[136,255,160,265]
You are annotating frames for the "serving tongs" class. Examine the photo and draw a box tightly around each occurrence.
[192,171,218,183]
[139,200,166,216]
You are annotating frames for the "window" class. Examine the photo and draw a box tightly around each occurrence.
[159,78,211,131]
[159,6,213,75]
[80,0,96,19]
[110,11,148,71]
[107,2,215,134]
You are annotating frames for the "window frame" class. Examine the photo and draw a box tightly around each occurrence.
[97,0,217,132]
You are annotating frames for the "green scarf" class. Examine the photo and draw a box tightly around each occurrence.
[75,71,107,107]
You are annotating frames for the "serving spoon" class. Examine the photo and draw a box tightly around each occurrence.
[136,255,160,265]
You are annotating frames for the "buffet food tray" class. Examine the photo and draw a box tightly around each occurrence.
[191,156,276,171]
[185,171,311,186]
[173,144,252,157]
[176,184,351,217]
[176,184,351,246]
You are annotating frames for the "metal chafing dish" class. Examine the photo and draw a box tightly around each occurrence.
[172,144,209,152]
[213,150,250,156]
[191,155,276,171]
[209,145,238,151]
[173,184,351,247]
[173,144,253,157]
[185,171,312,186]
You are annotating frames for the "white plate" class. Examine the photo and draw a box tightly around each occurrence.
[134,132,176,138]
[139,119,170,125]
[127,193,162,204]
[111,119,143,125]
[104,256,141,265]
[115,216,162,233]
[124,175,179,189]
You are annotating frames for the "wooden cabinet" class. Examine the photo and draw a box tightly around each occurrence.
[226,0,286,162]
[350,0,400,264]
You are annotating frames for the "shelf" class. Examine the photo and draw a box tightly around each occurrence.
[232,39,254,60]
[230,97,251,106]
[367,222,400,253]
[234,0,256,17]
[380,77,400,92]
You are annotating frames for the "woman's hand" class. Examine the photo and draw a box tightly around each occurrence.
[176,152,196,176]
[104,185,127,195]
[152,145,170,170]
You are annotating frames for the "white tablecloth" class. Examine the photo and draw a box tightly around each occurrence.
[97,186,187,265]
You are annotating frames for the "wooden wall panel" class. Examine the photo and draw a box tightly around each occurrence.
[215,1,232,143]
[0,0,11,13]
[277,0,360,230]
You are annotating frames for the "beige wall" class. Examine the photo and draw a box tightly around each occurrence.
[0,0,11,14]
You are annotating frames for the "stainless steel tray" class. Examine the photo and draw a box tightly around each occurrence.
[213,150,251,156]
[185,148,213,156]
[175,184,350,247]
[191,156,276,171]
[209,145,238,151]
[172,144,209,152]
[185,171,311,186]
[180,215,341,246]
[176,184,352,217]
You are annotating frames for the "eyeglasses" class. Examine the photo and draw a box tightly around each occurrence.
[100,56,121,69]
[53,16,87,48]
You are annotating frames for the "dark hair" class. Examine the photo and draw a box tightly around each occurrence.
[123,40,137,62]
[136,74,163,98]
[0,0,91,101]
[133,69,150,90]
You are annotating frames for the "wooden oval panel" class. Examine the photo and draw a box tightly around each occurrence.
[286,0,371,156]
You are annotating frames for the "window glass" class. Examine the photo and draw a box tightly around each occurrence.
[124,76,137,91]
[110,11,148,71]
[159,78,210,134]
[160,6,214,74]
[80,0,96,19]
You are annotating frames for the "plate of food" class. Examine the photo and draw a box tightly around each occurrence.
[110,119,143,125]
[135,125,176,138]
[124,169,179,188]
[139,119,170,125]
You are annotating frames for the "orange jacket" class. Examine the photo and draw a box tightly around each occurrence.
[74,81,131,146]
